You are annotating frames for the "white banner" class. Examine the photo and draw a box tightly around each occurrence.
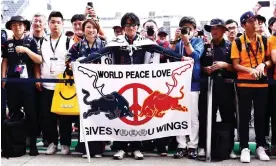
[73,61,194,141]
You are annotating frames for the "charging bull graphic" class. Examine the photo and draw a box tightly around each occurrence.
[78,66,133,120]
[82,89,133,120]
[139,64,191,118]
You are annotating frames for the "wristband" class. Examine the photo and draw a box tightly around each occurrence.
[262,62,267,68]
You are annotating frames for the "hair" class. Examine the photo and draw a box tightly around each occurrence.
[143,19,157,28]
[71,14,85,23]
[121,12,140,28]
[225,19,238,27]
[179,16,196,29]
[82,19,100,33]
[48,11,64,21]
[32,13,46,23]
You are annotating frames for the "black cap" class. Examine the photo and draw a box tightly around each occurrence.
[157,27,168,36]
[204,18,228,32]
[5,15,30,31]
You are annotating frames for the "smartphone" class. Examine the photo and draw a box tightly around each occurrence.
[87,2,93,8]
[258,1,270,7]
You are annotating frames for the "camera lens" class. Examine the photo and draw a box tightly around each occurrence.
[181,26,190,35]
[147,27,155,36]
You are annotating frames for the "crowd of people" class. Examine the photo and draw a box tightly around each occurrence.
[1,3,276,164]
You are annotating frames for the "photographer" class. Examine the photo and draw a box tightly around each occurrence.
[170,16,204,159]
[231,11,272,163]
[143,19,158,41]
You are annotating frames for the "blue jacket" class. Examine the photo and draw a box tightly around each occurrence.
[67,37,105,63]
[79,34,183,64]
[174,37,204,91]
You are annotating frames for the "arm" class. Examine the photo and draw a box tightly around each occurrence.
[79,47,112,63]
[66,43,81,63]
[34,64,42,91]
[15,40,42,64]
[144,44,183,61]
[1,58,8,89]
[187,38,205,61]
[272,50,276,64]
[24,48,42,64]
[1,58,8,79]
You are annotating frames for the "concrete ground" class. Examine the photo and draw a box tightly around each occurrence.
[2,152,276,166]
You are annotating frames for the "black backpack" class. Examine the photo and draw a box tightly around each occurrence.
[234,35,267,53]
[211,122,234,161]
[1,113,27,158]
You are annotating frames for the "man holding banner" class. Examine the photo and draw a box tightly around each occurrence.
[76,12,192,160]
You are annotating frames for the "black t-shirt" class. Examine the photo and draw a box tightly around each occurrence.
[2,36,39,78]
[201,39,236,79]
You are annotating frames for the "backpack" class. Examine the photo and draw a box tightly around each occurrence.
[235,35,275,78]
[211,122,234,161]
[39,36,71,51]
[235,35,267,53]
[1,113,27,158]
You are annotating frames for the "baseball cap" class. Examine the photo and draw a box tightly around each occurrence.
[157,27,168,36]
[240,11,257,25]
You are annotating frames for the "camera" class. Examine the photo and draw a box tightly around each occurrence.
[87,2,93,8]
[146,26,155,36]
[180,26,190,35]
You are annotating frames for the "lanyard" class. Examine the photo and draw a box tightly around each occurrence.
[244,34,261,68]
[50,35,62,56]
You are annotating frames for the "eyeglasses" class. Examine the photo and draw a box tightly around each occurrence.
[125,23,137,27]
[227,26,238,30]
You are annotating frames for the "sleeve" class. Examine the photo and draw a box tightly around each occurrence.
[30,39,39,55]
[79,47,112,63]
[66,42,80,62]
[230,40,240,59]
[189,38,205,61]
[1,41,8,58]
[144,44,183,60]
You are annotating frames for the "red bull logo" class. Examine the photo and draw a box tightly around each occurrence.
[139,64,191,118]
[139,86,188,118]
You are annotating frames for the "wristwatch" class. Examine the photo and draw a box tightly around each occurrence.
[170,40,178,45]
[184,41,190,46]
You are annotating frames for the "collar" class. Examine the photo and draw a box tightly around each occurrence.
[29,32,46,39]
[211,38,226,46]
[125,34,138,44]
[244,33,259,43]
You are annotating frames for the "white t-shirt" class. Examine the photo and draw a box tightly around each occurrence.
[40,35,73,90]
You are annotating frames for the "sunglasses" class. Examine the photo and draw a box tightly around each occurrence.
[124,23,137,27]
